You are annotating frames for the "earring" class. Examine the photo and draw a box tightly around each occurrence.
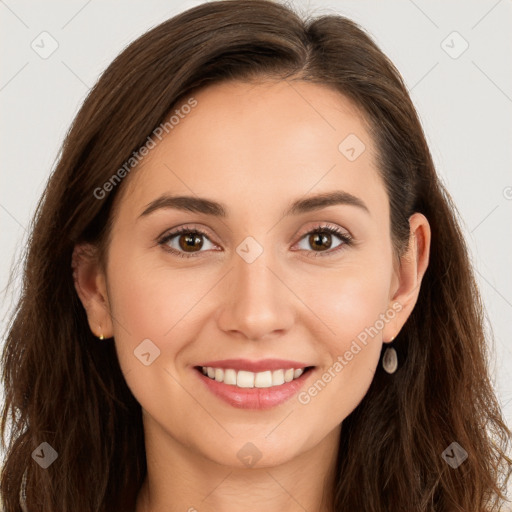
[98,334,105,340]
[382,335,398,374]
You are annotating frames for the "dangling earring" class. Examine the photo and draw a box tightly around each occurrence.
[382,335,398,374]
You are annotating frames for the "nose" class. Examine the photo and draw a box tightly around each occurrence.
[216,247,295,341]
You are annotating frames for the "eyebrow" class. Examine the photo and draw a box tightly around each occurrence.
[138,190,370,219]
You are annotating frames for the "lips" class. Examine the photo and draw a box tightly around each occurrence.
[192,359,316,409]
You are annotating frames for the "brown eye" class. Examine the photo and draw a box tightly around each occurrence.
[159,227,217,258]
[178,232,204,252]
[308,232,334,251]
[295,225,353,258]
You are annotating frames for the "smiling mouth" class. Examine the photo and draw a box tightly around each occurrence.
[194,365,315,389]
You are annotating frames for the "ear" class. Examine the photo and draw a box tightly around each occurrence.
[71,243,114,339]
[382,212,431,343]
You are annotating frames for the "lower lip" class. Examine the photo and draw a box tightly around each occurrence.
[194,367,315,410]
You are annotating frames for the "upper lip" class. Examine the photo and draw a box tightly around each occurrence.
[196,359,314,373]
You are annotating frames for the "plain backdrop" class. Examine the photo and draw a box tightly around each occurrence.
[1,0,511,440]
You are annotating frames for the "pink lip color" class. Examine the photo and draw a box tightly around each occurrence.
[194,366,315,410]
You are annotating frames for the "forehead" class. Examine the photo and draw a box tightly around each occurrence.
[116,79,385,220]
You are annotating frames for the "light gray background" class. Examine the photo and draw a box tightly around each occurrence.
[1,0,511,433]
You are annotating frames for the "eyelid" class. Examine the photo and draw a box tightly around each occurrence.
[156,224,215,243]
[293,221,352,241]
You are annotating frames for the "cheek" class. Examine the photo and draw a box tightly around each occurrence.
[303,255,392,348]
[328,272,390,344]
[292,258,392,417]
[105,250,202,427]
[104,246,191,378]
[107,246,205,340]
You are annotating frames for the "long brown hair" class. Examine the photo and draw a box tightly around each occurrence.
[2,1,510,510]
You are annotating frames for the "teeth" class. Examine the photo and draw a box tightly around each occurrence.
[224,369,237,385]
[254,370,271,388]
[272,369,285,385]
[200,366,308,388]
[237,370,254,388]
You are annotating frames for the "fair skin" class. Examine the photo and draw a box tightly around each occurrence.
[73,79,430,512]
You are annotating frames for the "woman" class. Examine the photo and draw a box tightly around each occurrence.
[1,0,510,510]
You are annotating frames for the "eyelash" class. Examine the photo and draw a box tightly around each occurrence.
[157,224,353,259]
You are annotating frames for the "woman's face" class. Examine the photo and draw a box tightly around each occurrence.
[91,80,424,468]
